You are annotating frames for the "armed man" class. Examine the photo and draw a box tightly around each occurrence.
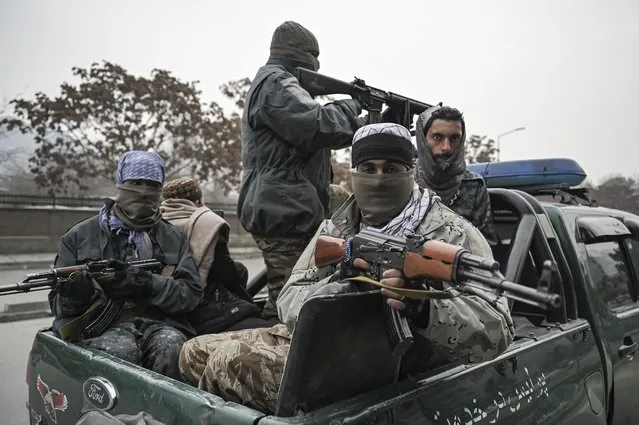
[179,123,513,413]
[237,21,364,322]
[414,104,497,242]
[48,151,202,381]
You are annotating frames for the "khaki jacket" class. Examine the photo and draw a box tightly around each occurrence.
[277,195,513,364]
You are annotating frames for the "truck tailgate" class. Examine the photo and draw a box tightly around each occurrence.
[27,330,265,425]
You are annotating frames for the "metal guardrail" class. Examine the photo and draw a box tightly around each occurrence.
[0,194,237,211]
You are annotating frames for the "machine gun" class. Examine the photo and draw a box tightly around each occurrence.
[0,259,164,296]
[315,229,563,363]
[296,67,433,129]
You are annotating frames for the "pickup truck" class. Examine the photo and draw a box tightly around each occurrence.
[16,157,639,425]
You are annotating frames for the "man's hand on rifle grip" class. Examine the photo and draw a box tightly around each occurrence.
[103,259,152,299]
[352,259,407,312]
[60,270,95,302]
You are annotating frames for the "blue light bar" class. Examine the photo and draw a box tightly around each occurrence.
[467,158,587,189]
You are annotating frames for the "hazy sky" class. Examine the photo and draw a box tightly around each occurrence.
[1,0,637,184]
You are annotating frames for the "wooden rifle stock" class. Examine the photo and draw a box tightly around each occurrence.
[403,240,464,281]
[315,235,349,267]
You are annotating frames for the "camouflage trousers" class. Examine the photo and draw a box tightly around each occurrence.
[77,318,187,381]
[252,235,312,321]
[179,324,291,413]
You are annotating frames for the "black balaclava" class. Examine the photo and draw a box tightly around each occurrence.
[414,104,467,205]
[267,21,320,74]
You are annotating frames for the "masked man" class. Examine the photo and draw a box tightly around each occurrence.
[160,177,268,334]
[414,105,497,242]
[179,123,513,412]
[48,151,202,381]
[237,21,364,321]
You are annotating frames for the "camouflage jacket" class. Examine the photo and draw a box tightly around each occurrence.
[277,195,513,365]
[327,184,352,218]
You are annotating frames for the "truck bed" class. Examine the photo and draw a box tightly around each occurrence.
[28,314,606,425]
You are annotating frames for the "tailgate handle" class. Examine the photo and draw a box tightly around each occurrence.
[618,341,638,358]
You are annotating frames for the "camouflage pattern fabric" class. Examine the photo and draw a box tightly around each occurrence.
[327,185,352,218]
[77,318,187,381]
[448,170,497,243]
[252,235,312,321]
[179,324,291,413]
[279,195,513,368]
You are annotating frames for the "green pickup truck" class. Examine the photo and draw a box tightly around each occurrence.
[16,158,639,425]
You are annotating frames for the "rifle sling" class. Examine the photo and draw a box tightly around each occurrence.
[344,276,457,300]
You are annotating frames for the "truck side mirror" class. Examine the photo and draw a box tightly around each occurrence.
[577,216,631,244]
[622,217,639,240]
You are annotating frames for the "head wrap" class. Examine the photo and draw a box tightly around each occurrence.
[414,105,467,204]
[351,123,414,168]
[116,150,166,184]
[99,150,166,259]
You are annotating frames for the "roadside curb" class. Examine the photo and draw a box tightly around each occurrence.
[0,309,52,323]
[0,261,54,271]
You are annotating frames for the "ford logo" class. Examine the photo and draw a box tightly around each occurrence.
[82,377,117,410]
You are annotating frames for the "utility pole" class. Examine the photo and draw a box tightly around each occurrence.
[497,127,526,161]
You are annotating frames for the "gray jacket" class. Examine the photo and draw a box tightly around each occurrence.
[237,62,361,237]
[49,214,203,337]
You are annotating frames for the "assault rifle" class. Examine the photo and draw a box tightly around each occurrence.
[296,67,433,128]
[0,259,164,296]
[315,229,562,362]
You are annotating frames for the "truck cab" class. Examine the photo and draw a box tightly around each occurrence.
[23,158,639,425]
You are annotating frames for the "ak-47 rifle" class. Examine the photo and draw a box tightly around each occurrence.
[0,259,164,296]
[0,259,164,340]
[315,229,562,361]
[296,67,433,129]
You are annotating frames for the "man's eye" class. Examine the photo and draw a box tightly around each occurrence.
[433,135,442,142]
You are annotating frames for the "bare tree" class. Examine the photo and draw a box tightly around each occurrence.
[1,61,248,196]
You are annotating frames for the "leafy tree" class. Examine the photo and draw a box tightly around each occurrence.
[590,175,639,215]
[0,61,247,195]
[465,135,498,164]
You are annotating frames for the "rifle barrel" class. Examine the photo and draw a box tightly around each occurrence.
[0,279,54,295]
[459,270,562,308]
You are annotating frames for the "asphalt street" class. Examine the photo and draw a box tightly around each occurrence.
[0,258,265,425]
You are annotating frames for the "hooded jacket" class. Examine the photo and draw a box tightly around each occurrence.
[237,22,362,237]
[414,105,497,241]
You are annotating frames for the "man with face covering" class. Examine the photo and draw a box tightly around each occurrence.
[414,105,497,243]
[179,123,513,413]
[237,21,364,322]
[48,151,202,381]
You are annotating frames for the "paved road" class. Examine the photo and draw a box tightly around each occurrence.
[0,258,265,425]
